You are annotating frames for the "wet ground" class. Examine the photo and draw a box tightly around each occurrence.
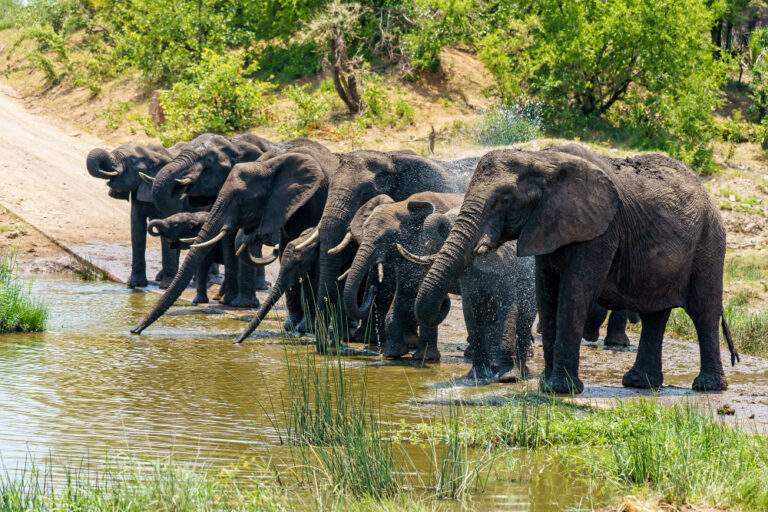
[1,275,767,511]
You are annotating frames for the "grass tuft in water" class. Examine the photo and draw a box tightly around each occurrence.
[0,456,284,511]
[73,259,108,281]
[0,252,47,333]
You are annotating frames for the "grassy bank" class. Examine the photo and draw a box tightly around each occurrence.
[0,253,47,333]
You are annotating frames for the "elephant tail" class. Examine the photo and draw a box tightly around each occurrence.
[721,308,739,366]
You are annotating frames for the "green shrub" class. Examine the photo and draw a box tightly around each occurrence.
[257,43,318,83]
[0,253,47,333]
[280,83,332,137]
[152,49,275,145]
[476,102,542,146]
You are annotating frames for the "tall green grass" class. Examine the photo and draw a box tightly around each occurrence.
[0,252,47,333]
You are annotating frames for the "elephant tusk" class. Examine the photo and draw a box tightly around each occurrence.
[337,268,350,281]
[327,231,353,255]
[235,243,247,256]
[179,237,197,243]
[247,247,279,266]
[175,178,192,186]
[100,169,119,177]
[396,243,435,265]
[190,230,227,248]
[295,229,319,250]
[138,172,155,184]
[475,244,490,255]
[377,262,384,283]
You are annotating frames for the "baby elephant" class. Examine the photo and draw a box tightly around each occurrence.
[400,208,536,382]
[148,212,259,307]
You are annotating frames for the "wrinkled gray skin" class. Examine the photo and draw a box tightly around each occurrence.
[414,208,536,381]
[151,133,298,304]
[86,141,184,288]
[415,146,738,394]
[147,211,241,306]
[132,145,339,335]
[582,305,641,347]
[313,150,476,351]
[343,192,464,361]
[234,228,319,343]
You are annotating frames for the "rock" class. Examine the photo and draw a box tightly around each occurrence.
[717,403,736,416]
[729,195,736,202]
[745,223,759,233]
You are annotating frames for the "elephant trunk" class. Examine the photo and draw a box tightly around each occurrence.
[132,196,228,334]
[415,198,486,327]
[343,240,379,320]
[147,219,163,237]
[234,284,284,343]
[153,150,198,213]
[317,205,353,305]
[86,148,118,179]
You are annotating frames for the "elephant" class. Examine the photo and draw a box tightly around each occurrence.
[582,304,641,347]
[400,208,536,381]
[131,144,339,335]
[414,147,739,394]
[147,211,251,306]
[86,141,184,288]
[340,192,464,361]
[307,150,477,350]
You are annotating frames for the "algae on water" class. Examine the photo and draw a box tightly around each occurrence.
[0,252,47,333]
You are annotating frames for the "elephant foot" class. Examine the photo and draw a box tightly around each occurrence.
[498,364,530,384]
[254,279,272,291]
[158,276,174,290]
[622,367,663,389]
[283,312,304,332]
[463,344,473,358]
[692,372,728,392]
[581,327,600,343]
[412,346,440,363]
[604,332,631,347]
[128,274,148,288]
[154,270,165,281]
[383,340,411,359]
[229,295,260,309]
[192,294,209,304]
[466,365,495,381]
[541,372,584,395]
[295,316,312,334]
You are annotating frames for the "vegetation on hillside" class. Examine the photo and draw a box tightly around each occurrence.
[3,0,768,171]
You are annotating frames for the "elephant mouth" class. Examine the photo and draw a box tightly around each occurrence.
[187,195,216,209]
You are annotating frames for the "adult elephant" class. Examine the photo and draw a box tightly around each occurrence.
[86,141,183,288]
[308,150,473,349]
[131,145,338,334]
[414,148,738,394]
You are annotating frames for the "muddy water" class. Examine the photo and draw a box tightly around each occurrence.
[0,276,601,511]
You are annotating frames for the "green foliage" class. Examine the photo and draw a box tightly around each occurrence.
[256,43,318,83]
[151,50,275,145]
[281,83,333,137]
[748,27,768,122]
[402,0,477,70]
[478,0,731,173]
[9,25,70,85]
[476,102,542,146]
[0,253,47,333]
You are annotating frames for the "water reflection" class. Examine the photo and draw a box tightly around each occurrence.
[0,276,588,511]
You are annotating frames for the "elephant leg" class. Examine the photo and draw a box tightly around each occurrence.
[604,309,631,347]
[622,309,670,389]
[158,237,180,289]
[535,259,559,382]
[230,261,260,308]
[283,283,305,331]
[218,234,239,304]
[383,287,413,358]
[686,283,728,391]
[413,326,439,363]
[582,303,608,342]
[498,303,523,383]
[128,200,149,288]
[193,251,214,304]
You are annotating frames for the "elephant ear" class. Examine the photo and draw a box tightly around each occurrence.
[517,157,619,257]
[136,181,153,203]
[405,200,435,227]
[350,195,394,242]
[259,152,326,237]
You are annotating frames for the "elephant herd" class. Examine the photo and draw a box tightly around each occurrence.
[87,133,739,394]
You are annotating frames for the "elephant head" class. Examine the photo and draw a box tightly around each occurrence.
[147,211,208,248]
[86,142,178,202]
[312,150,461,309]
[151,133,274,213]
[234,227,320,344]
[414,149,619,327]
[132,148,330,334]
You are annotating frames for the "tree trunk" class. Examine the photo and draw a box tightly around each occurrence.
[329,28,361,114]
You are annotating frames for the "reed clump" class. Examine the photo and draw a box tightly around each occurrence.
[0,252,47,333]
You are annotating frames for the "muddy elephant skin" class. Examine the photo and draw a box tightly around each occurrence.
[132,144,338,334]
[86,141,184,288]
[342,192,464,361]
[414,146,738,394]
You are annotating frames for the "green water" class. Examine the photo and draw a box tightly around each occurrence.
[0,276,596,511]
